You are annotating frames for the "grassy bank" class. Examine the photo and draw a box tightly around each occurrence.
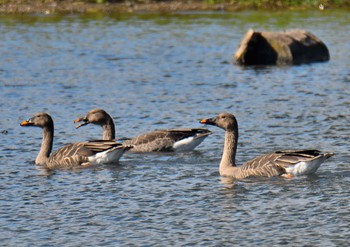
[78,0,350,7]
[0,0,349,13]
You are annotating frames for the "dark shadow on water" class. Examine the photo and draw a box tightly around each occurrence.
[236,64,293,75]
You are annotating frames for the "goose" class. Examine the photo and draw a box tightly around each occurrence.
[200,113,333,179]
[20,112,132,169]
[74,108,212,152]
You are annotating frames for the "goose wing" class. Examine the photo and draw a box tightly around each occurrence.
[241,149,326,177]
[125,128,211,152]
[47,141,128,169]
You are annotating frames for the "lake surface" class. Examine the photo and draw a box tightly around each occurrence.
[1,10,350,246]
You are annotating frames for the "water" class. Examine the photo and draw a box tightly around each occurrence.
[1,10,350,246]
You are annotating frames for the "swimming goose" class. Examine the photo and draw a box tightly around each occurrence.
[200,113,333,179]
[74,108,212,152]
[20,112,132,169]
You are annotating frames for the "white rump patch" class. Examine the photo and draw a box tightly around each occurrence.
[88,148,125,165]
[173,135,207,152]
[285,157,326,176]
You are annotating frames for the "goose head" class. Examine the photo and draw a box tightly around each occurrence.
[20,112,53,129]
[200,113,238,131]
[74,108,110,129]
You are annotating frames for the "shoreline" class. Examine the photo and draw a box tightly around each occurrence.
[0,1,349,14]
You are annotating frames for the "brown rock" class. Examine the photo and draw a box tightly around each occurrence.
[234,29,330,65]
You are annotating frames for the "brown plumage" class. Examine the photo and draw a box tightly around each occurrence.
[74,109,211,152]
[200,113,333,179]
[20,112,132,169]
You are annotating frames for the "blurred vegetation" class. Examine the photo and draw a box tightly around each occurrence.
[70,0,349,5]
[0,0,349,8]
[84,0,346,5]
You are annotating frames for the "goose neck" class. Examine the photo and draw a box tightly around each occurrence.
[219,129,238,175]
[36,125,53,165]
[102,118,115,140]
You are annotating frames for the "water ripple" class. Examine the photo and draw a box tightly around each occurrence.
[1,11,350,246]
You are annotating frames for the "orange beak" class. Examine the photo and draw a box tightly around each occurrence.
[74,116,84,124]
[74,116,89,129]
[20,120,31,126]
[200,119,209,124]
[199,117,216,126]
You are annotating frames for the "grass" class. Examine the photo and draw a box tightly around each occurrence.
[0,0,349,5]
[0,0,349,13]
[77,0,349,6]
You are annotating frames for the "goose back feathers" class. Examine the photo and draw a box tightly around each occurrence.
[21,112,131,169]
[200,113,333,179]
[74,109,211,152]
[122,128,211,152]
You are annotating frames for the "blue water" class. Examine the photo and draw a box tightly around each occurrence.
[1,11,350,246]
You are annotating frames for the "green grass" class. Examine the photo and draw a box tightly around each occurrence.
[1,0,349,9]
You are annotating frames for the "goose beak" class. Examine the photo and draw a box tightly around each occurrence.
[200,117,216,126]
[74,116,89,129]
[20,119,33,127]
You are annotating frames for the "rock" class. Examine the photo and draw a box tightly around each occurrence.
[234,29,330,65]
